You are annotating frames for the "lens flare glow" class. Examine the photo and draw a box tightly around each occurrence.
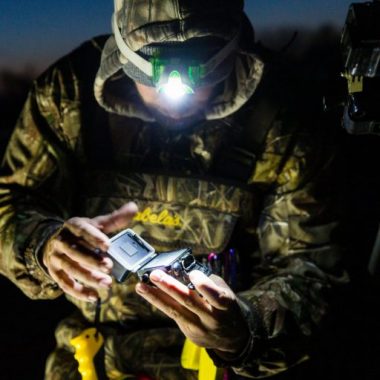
[158,71,194,101]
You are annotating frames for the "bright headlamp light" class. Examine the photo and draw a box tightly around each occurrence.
[112,13,239,103]
[157,70,194,100]
[152,59,204,101]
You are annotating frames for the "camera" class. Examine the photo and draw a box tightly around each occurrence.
[341,1,380,135]
[107,229,211,288]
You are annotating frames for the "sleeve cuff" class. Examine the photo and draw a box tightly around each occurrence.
[24,219,64,293]
[206,296,267,368]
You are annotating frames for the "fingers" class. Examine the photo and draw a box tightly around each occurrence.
[57,273,99,302]
[63,202,139,250]
[64,218,110,251]
[93,202,138,234]
[47,249,112,302]
[48,267,98,303]
[43,203,138,302]
[135,281,198,326]
[136,281,211,344]
[189,271,236,310]
[135,270,246,352]
[53,239,112,273]
[147,270,213,317]
[50,253,112,289]
[44,219,114,302]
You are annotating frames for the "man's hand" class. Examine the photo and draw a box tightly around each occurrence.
[135,269,249,355]
[43,202,138,302]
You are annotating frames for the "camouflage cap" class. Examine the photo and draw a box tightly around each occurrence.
[115,0,244,50]
[94,0,245,114]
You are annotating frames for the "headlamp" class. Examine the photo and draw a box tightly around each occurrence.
[112,13,239,102]
[152,58,205,101]
[156,70,194,100]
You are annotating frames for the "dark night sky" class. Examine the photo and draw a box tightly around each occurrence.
[1,0,354,73]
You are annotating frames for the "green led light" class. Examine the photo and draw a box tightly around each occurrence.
[152,58,165,85]
[188,65,205,85]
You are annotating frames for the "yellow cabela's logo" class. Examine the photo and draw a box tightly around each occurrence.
[134,207,182,228]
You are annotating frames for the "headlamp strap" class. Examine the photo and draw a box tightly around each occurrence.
[200,32,240,77]
[112,11,240,81]
[112,13,153,77]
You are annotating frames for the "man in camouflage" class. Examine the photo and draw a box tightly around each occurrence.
[0,0,347,379]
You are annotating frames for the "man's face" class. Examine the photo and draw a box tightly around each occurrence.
[135,82,216,128]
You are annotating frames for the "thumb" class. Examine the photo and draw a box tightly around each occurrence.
[92,202,138,234]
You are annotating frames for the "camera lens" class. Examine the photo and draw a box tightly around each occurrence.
[171,261,182,276]
[141,273,150,283]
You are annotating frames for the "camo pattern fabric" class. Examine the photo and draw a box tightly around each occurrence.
[80,172,255,253]
[0,36,348,379]
[44,312,198,380]
[114,0,244,51]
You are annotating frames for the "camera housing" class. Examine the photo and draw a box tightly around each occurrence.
[341,1,380,135]
[107,229,211,288]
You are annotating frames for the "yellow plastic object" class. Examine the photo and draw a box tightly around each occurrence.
[181,338,224,380]
[70,328,104,380]
[181,338,202,370]
[342,72,364,94]
[199,349,224,380]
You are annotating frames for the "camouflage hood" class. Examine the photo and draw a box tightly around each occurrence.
[94,0,264,121]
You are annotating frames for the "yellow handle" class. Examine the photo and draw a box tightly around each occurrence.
[181,338,224,380]
[181,338,202,370]
[70,328,104,380]
[342,72,364,94]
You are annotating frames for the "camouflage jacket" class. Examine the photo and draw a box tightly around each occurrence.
[0,36,347,378]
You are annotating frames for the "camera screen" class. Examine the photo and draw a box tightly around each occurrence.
[108,230,156,272]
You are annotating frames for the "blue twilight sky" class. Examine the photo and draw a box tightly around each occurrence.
[0,0,354,73]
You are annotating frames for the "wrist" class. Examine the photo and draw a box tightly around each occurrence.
[23,219,64,298]
[36,222,64,278]
[206,296,268,368]
[212,324,251,362]
[214,316,251,357]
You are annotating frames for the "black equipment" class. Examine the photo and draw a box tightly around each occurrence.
[341,1,380,135]
[340,1,380,275]
[107,228,211,287]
